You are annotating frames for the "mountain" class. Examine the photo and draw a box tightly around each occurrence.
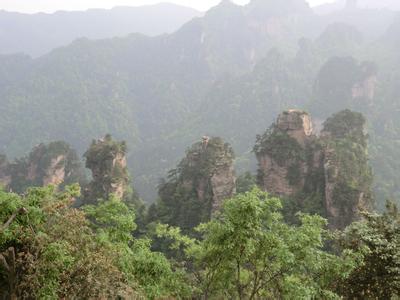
[0,141,85,193]
[0,0,317,201]
[314,2,396,39]
[315,0,400,15]
[1,0,400,206]
[255,109,373,229]
[154,136,236,232]
[0,3,202,57]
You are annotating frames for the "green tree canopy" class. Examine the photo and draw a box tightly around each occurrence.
[0,185,190,299]
[338,202,400,299]
[157,188,360,299]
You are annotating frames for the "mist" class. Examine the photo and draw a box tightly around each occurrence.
[0,0,399,298]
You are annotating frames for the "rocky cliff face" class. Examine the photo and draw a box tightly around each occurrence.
[180,136,236,213]
[276,109,314,144]
[312,57,378,117]
[83,135,130,204]
[157,136,236,231]
[255,109,373,229]
[254,110,316,197]
[351,74,377,101]
[321,110,373,229]
[26,144,66,186]
[0,142,84,193]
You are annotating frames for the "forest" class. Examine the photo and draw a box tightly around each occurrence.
[1,0,400,298]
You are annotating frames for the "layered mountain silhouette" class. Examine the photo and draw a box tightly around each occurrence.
[1,0,400,204]
[0,3,201,57]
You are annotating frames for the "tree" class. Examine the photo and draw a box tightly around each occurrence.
[236,172,257,194]
[338,202,400,299]
[0,185,138,299]
[157,188,359,299]
[84,197,192,299]
[0,185,191,299]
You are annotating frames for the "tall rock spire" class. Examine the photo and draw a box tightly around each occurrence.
[83,134,130,204]
[156,136,236,232]
[254,110,315,197]
[255,109,373,229]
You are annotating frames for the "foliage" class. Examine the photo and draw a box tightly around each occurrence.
[84,196,136,243]
[322,109,367,146]
[254,123,307,193]
[4,141,85,194]
[0,185,138,299]
[322,110,374,227]
[254,126,305,166]
[236,172,257,194]
[157,188,359,299]
[0,185,189,299]
[179,137,235,179]
[0,4,399,207]
[83,134,131,204]
[83,196,191,299]
[338,202,400,299]
[155,137,235,232]
[311,57,377,119]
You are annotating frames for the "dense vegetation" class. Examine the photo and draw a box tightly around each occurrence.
[0,186,189,299]
[151,137,235,232]
[1,185,399,298]
[0,141,85,194]
[2,0,400,205]
[1,0,400,297]
[0,124,392,298]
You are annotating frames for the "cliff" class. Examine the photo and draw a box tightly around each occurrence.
[254,110,316,197]
[312,57,378,117]
[255,109,373,229]
[321,110,373,229]
[156,137,236,231]
[0,142,84,193]
[83,135,130,204]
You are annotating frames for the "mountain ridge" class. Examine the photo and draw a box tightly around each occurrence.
[0,2,202,57]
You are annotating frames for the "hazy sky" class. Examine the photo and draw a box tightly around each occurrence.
[0,0,333,13]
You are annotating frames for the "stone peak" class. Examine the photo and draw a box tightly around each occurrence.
[276,110,314,138]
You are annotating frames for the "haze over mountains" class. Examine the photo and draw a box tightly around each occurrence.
[315,0,400,14]
[0,3,201,57]
[1,0,400,204]
[2,1,400,298]
[2,0,399,57]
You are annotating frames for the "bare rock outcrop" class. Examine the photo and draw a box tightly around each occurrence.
[276,110,314,142]
[0,142,84,193]
[182,136,236,213]
[210,161,236,212]
[83,135,129,203]
[255,109,373,229]
[26,145,66,187]
[43,155,66,186]
[352,74,377,101]
[157,136,236,230]
[254,110,315,197]
[321,110,373,229]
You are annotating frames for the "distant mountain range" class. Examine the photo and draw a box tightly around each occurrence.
[1,0,400,204]
[0,3,202,57]
[315,0,400,15]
